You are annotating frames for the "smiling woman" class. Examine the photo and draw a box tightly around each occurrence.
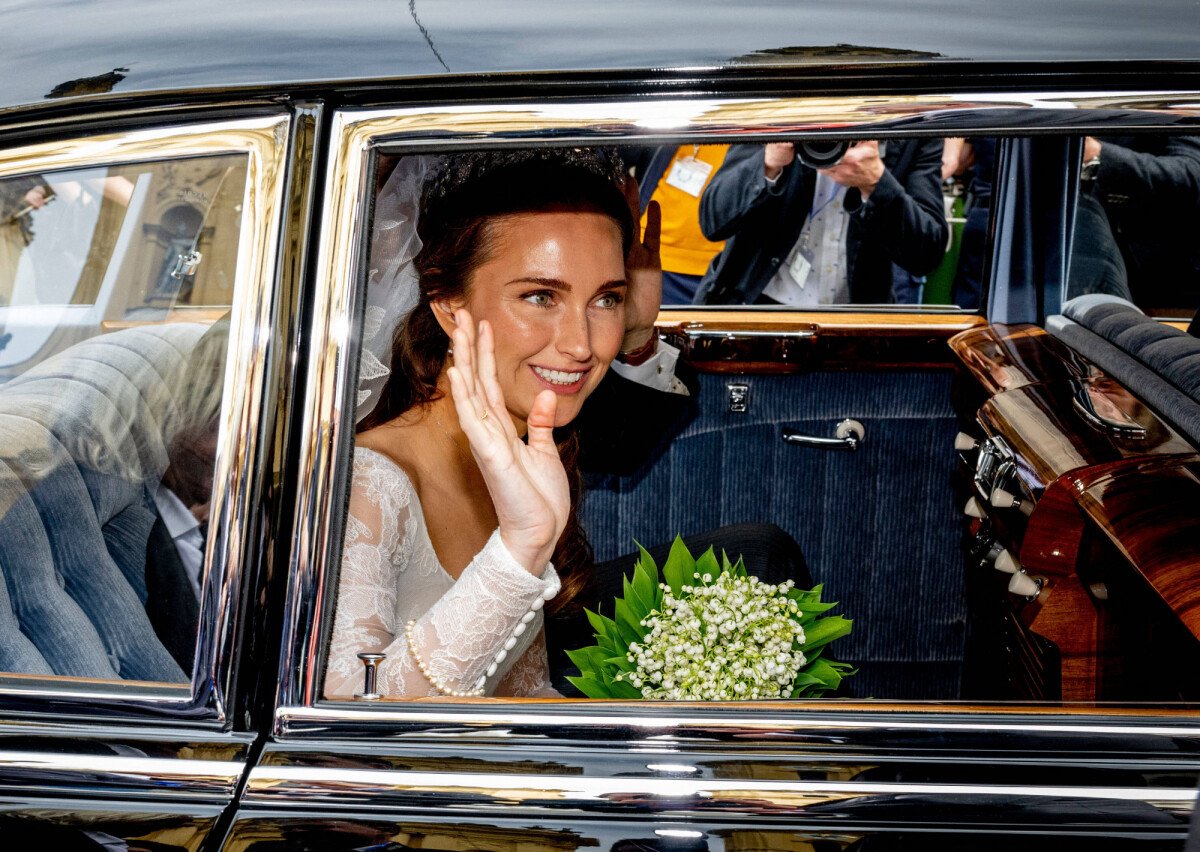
[324,148,678,699]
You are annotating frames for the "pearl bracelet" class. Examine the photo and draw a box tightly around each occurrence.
[404,619,486,697]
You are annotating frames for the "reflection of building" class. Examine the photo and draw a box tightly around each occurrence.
[121,156,246,311]
[0,154,246,380]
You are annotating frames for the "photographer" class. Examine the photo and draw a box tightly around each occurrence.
[694,139,947,305]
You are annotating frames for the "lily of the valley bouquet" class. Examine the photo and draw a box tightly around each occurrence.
[568,538,855,700]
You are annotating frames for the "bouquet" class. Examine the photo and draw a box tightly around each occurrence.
[567,537,854,700]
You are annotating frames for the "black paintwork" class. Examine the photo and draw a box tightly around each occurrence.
[3,0,1200,117]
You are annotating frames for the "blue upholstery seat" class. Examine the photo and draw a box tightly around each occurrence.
[0,324,207,683]
[1048,294,1200,447]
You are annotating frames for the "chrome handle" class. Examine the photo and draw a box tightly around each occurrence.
[1071,379,1146,440]
[356,652,386,700]
[781,418,865,451]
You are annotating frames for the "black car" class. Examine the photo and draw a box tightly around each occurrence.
[0,1,1199,849]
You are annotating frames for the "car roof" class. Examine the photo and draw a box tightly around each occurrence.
[4,0,1200,116]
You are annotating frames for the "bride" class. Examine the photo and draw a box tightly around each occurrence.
[323,148,672,698]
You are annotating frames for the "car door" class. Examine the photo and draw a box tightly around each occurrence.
[0,110,295,850]
[222,94,1199,851]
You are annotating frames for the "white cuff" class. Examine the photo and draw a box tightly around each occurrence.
[609,340,688,395]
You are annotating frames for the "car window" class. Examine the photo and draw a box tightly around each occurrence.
[1066,133,1200,320]
[316,139,987,705]
[298,105,1199,714]
[632,137,992,311]
[0,151,248,687]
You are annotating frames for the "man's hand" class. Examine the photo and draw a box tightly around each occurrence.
[820,140,886,199]
[941,137,975,181]
[1084,136,1102,162]
[764,142,795,181]
[22,186,48,209]
[620,175,662,354]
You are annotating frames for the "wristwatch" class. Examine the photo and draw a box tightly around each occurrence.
[1081,154,1102,184]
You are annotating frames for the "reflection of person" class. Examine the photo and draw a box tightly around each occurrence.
[694,140,947,305]
[145,318,229,671]
[0,177,51,305]
[943,137,996,311]
[1068,135,1200,310]
[627,144,730,304]
[323,149,679,699]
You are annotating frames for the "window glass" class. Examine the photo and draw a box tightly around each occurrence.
[0,153,247,684]
[631,137,992,310]
[319,137,1196,709]
[1065,133,1200,319]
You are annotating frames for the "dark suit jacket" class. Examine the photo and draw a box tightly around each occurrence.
[694,140,948,305]
[144,515,199,672]
[570,359,699,479]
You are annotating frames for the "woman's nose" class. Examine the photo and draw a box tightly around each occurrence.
[555,307,593,362]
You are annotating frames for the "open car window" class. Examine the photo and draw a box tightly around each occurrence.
[0,117,287,706]
[293,103,1200,716]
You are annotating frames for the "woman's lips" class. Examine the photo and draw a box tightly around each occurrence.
[530,364,591,394]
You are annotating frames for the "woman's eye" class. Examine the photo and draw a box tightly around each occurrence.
[523,291,555,307]
[595,292,624,309]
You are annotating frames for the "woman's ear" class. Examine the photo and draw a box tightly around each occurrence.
[429,299,458,338]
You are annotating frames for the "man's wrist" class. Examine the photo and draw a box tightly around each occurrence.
[618,330,659,366]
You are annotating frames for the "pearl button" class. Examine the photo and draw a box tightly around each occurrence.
[503,636,517,651]
[541,586,556,600]
[495,648,508,663]
[531,597,545,611]
[520,611,536,624]
[513,622,527,637]
[486,663,497,677]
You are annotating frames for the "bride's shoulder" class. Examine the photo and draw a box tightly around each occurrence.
[350,443,418,502]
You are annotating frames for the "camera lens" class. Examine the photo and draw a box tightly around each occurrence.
[796,140,850,169]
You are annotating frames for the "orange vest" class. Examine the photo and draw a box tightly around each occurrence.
[642,144,729,276]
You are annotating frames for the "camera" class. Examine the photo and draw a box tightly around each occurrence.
[795,139,850,169]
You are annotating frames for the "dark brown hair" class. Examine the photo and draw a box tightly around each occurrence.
[361,148,633,614]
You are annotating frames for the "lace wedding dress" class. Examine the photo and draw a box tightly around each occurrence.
[324,447,561,698]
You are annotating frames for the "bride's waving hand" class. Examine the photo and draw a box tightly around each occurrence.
[445,309,569,574]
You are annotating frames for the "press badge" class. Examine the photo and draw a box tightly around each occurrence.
[664,155,713,197]
[786,244,814,289]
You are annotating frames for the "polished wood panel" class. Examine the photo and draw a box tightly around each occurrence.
[978,379,1195,490]
[949,323,1091,395]
[1073,457,1200,642]
[955,321,1200,703]
[657,310,986,373]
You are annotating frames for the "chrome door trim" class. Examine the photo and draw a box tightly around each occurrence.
[242,764,1197,820]
[279,89,1200,716]
[277,703,1200,745]
[0,114,291,719]
[0,750,245,802]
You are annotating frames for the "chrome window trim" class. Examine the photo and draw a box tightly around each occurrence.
[0,750,245,803]
[0,114,291,718]
[242,764,1196,820]
[280,91,1200,725]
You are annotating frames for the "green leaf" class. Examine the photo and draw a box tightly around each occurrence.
[632,549,660,605]
[662,536,694,596]
[567,645,613,676]
[567,675,614,699]
[623,574,652,618]
[613,598,647,647]
[695,546,719,584]
[802,616,853,652]
[585,609,621,649]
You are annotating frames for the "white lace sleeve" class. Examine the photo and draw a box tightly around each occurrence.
[323,451,560,699]
[494,627,561,698]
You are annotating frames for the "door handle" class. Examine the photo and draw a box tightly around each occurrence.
[781,419,865,451]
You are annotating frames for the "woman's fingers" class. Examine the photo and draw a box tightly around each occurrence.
[525,389,559,455]
[643,198,662,259]
[477,320,519,441]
